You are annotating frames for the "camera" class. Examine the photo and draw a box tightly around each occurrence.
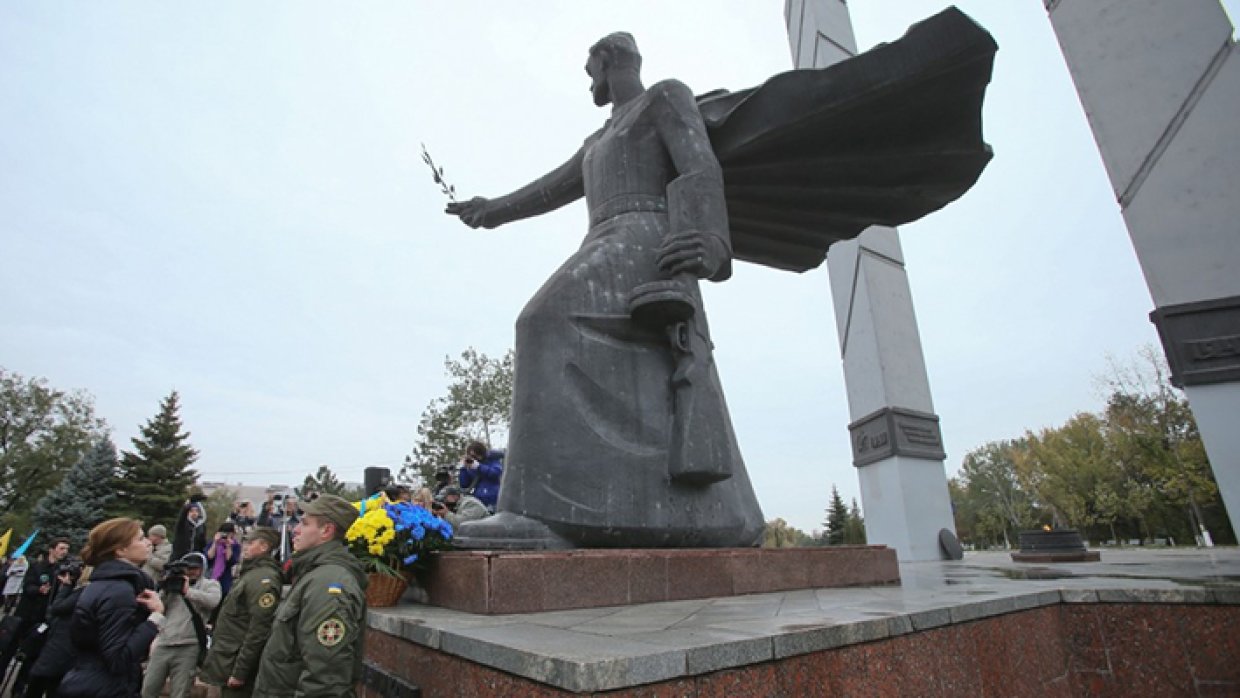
[55,559,83,577]
[161,561,189,595]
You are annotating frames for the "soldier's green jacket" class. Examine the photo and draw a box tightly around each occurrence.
[199,555,284,688]
[252,539,368,698]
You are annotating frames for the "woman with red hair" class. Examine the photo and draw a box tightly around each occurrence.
[58,518,165,698]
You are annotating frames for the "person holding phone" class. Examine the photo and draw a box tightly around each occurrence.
[206,522,242,596]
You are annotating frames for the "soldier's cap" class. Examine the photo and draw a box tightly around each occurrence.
[300,493,359,533]
[243,526,281,548]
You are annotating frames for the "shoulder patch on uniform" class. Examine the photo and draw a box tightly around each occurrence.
[257,592,277,608]
[327,582,343,595]
[317,617,346,647]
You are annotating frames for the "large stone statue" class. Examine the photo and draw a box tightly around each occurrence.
[448,31,762,549]
[446,9,996,549]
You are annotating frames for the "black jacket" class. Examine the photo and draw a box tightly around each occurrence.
[29,584,82,680]
[172,504,207,560]
[58,559,158,698]
[15,557,57,621]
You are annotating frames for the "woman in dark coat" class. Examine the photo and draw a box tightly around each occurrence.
[171,496,207,560]
[25,565,87,698]
[57,518,165,698]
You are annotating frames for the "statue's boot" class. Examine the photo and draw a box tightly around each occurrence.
[453,512,573,550]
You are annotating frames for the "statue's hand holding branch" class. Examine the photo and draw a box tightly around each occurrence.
[658,230,728,280]
[445,197,499,229]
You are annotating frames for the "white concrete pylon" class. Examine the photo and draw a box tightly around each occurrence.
[1046,0,1240,536]
[784,0,958,561]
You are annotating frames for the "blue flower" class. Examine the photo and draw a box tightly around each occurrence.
[403,553,419,565]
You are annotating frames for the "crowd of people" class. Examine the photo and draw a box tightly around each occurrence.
[1,494,364,698]
[0,439,505,698]
[425,440,503,529]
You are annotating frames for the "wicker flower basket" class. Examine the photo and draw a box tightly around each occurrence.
[365,573,409,607]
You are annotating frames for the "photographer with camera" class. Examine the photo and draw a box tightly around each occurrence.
[431,466,454,497]
[205,522,241,596]
[139,553,220,698]
[199,528,283,698]
[430,486,489,529]
[257,492,300,563]
[229,501,256,536]
[24,560,87,698]
[457,441,504,512]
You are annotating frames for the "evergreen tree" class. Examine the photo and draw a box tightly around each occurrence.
[825,484,849,545]
[297,464,361,499]
[112,391,199,528]
[843,497,867,544]
[32,437,118,549]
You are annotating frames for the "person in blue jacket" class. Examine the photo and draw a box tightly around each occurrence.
[457,441,503,511]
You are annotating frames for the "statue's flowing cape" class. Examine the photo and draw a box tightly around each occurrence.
[699,6,997,272]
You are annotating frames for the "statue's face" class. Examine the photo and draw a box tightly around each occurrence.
[585,51,610,107]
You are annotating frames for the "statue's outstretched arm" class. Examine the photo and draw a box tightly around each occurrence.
[651,80,733,282]
[446,148,585,229]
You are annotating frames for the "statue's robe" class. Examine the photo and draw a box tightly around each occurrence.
[494,79,765,548]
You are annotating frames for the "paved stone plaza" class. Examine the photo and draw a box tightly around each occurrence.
[365,548,1240,693]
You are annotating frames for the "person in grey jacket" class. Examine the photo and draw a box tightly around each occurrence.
[3,555,27,613]
[431,486,490,528]
[140,552,221,698]
[140,524,172,583]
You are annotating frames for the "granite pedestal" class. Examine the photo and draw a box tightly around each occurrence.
[364,548,1240,696]
[422,546,900,615]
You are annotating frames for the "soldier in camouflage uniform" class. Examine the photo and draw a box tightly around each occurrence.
[252,494,367,698]
[198,527,284,698]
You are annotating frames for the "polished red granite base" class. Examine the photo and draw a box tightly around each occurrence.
[422,546,899,614]
[362,603,1240,697]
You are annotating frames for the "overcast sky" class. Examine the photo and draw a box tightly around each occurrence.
[5,2,1231,534]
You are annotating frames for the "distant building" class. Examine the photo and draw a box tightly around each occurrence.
[198,480,366,508]
[199,481,293,510]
